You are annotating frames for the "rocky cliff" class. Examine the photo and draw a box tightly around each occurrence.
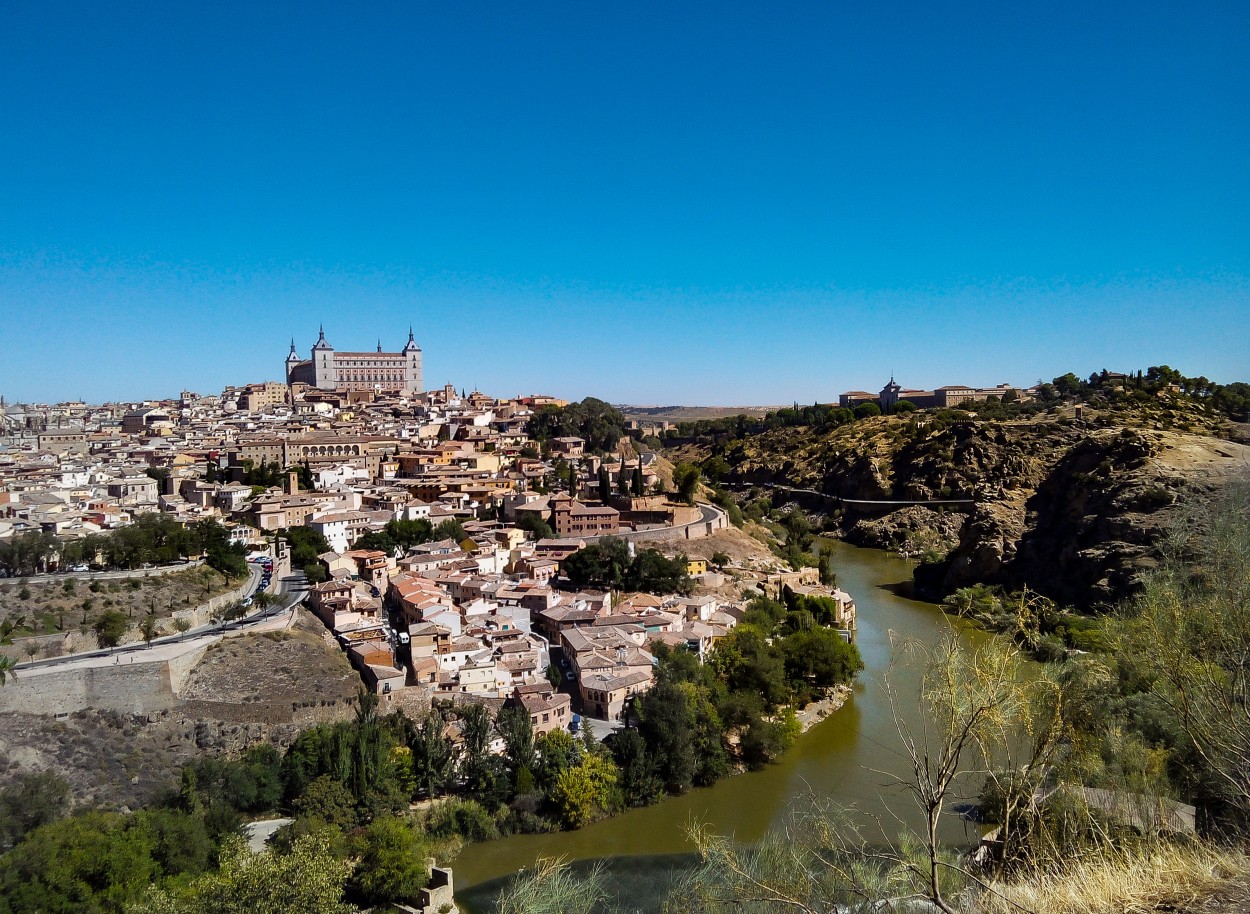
[675,411,1250,608]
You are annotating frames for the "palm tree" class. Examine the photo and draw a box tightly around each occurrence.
[0,654,17,686]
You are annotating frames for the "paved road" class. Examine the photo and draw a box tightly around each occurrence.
[1,560,207,585]
[243,818,294,852]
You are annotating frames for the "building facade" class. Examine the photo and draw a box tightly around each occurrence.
[286,327,423,393]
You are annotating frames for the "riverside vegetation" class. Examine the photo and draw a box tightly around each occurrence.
[492,480,1250,913]
[0,584,860,913]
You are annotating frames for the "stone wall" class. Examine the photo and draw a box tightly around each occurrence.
[585,504,729,546]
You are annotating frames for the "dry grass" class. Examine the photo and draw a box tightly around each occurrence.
[979,843,1250,914]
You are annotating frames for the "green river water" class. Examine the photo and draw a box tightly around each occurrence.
[455,540,989,911]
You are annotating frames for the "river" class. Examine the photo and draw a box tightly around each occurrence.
[455,540,988,911]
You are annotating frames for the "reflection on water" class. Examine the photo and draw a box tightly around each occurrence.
[454,541,986,910]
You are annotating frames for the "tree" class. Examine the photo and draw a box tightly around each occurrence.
[853,402,881,419]
[0,771,70,850]
[535,729,579,791]
[293,776,359,832]
[515,512,555,542]
[611,728,662,807]
[550,752,618,829]
[94,609,129,647]
[1115,481,1250,826]
[0,810,164,914]
[407,714,456,800]
[141,612,159,647]
[496,705,537,783]
[0,654,16,686]
[635,679,696,793]
[129,833,358,914]
[780,627,863,694]
[625,549,693,595]
[881,631,1060,911]
[672,463,702,505]
[350,817,429,906]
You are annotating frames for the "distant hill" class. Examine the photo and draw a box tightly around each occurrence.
[617,404,783,422]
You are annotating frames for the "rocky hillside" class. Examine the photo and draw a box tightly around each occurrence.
[671,408,1250,608]
[0,610,361,809]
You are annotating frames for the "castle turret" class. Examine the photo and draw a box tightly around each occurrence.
[403,327,423,393]
[313,325,336,388]
[285,338,302,384]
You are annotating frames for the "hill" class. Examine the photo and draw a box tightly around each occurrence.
[665,389,1250,608]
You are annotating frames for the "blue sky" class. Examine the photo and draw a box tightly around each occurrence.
[1,2,1246,405]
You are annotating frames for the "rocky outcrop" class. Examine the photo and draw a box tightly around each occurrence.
[843,506,967,556]
[696,414,1250,609]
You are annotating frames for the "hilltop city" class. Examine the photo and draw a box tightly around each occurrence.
[0,328,856,733]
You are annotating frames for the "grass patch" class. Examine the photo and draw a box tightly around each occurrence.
[981,843,1250,914]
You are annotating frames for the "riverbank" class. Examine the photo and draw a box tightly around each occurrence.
[451,539,983,901]
[793,683,852,733]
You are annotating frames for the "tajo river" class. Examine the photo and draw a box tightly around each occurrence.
[457,540,991,912]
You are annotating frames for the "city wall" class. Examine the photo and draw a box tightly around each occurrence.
[0,645,207,716]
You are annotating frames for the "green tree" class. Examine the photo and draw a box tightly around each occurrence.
[94,610,129,648]
[515,512,555,541]
[129,833,357,914]
[550,753,618,829]
[141,613,159,647]
[407,714,456,800]
[780,627,863,694]
[0,810,161,914]
[611,727,662,807]
[349,817,429,906]
[292,776,359,832]
[853,402,881,419]
[496,705,537,783]
[635,679,696,793]
[0,771,70,851]
[672,463,702,505]
[535,729,579,791]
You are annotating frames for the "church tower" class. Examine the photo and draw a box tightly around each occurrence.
[402,327,423,393]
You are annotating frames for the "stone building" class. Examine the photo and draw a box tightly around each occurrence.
[285,326,423,393]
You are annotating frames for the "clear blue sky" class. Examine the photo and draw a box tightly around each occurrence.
[1,2,1246,405]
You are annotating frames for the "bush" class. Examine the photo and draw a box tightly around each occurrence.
[422,797,499,842]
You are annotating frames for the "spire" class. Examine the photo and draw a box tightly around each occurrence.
[377,339,383,353]
[288,338,298,358]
